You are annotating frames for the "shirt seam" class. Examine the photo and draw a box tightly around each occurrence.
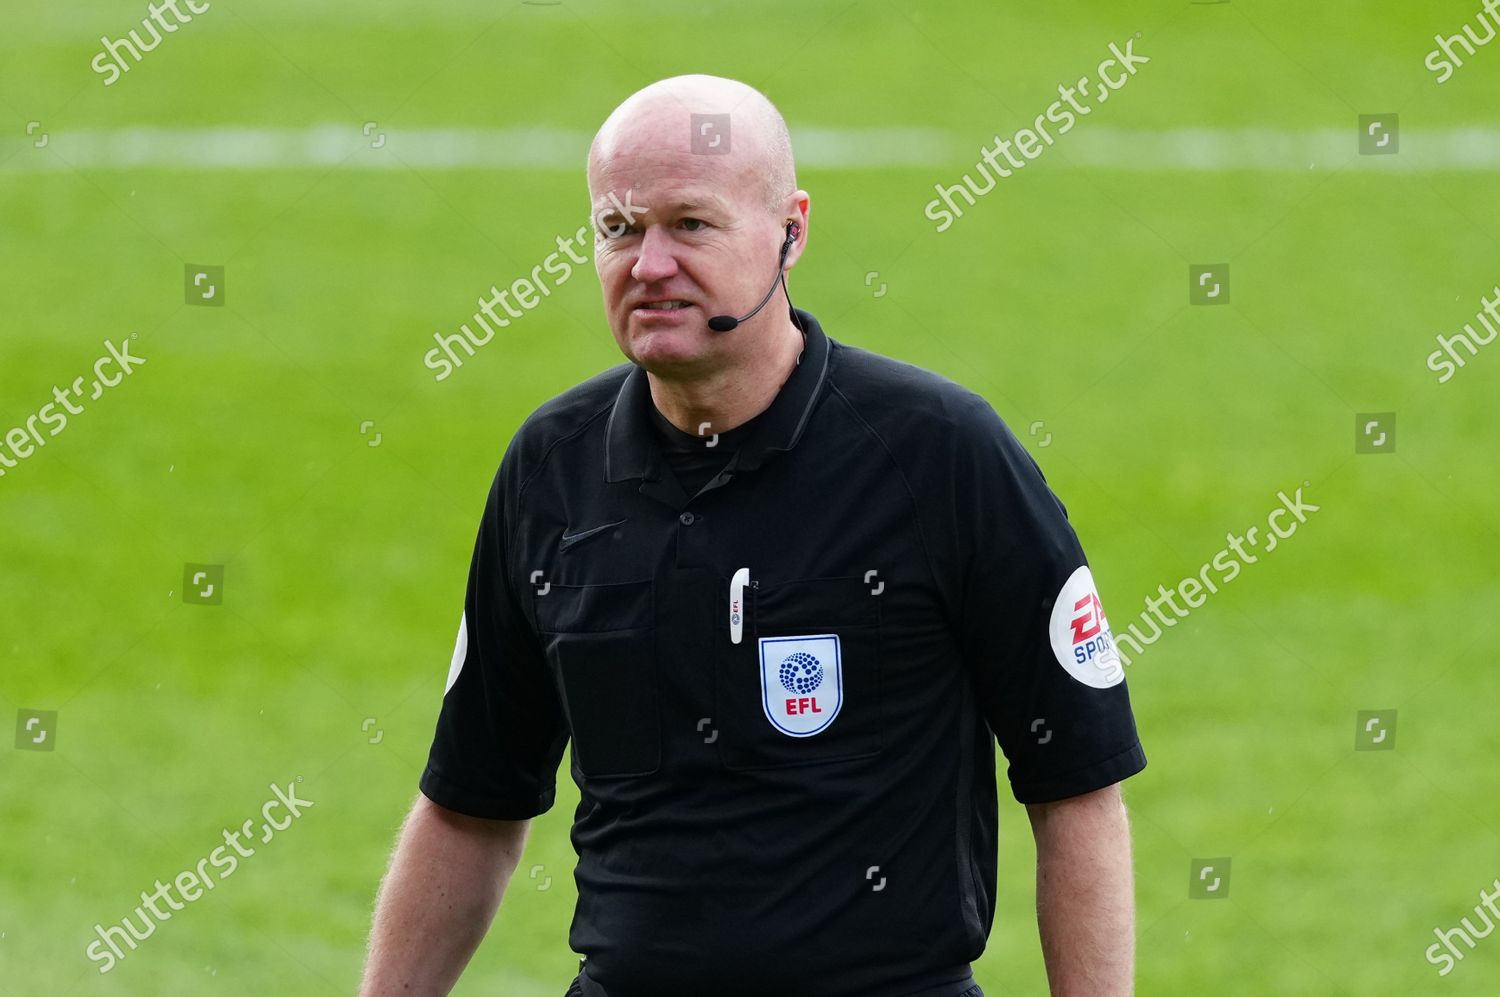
[824,378,946,617]
[508,396,621,591]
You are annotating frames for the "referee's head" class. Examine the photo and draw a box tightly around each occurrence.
[587,74,809,379]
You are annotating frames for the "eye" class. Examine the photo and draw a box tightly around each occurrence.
[680,218,707,232]
[599,220,635,239]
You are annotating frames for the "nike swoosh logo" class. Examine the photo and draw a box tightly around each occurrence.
[559,519,628,550]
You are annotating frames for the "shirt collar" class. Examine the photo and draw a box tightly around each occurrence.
[604,307,830,482]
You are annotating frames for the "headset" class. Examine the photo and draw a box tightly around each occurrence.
[707,221,802,332]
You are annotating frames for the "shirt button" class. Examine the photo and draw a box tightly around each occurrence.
[679,511,695,526]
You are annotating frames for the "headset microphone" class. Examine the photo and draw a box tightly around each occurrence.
[707,223,799,332]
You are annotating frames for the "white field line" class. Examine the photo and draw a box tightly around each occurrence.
[1,125,1498,172]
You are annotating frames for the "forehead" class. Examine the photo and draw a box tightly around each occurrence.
[589,110,761,212]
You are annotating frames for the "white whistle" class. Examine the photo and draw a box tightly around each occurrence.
[729,567,750,644]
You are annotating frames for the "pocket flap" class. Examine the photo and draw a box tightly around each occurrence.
[535,579,653,633]
[752,575,881,631]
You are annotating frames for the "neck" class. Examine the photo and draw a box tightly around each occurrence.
[648,313,804,438]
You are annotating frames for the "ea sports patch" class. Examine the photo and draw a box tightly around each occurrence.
[758,634,843,736]
[1048,566,1124,688]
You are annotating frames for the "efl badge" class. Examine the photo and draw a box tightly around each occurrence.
[758,634,842,736]
[1048,566,1124,688]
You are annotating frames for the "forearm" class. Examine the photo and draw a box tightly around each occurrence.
[360,795,529,996]
[1028,784,1135,996]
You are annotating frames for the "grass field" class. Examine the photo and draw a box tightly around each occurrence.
[3,1,1499,993]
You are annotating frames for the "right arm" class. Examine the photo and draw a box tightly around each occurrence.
[359,793,531,996]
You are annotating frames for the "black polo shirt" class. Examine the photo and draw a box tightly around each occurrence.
[421,307,1146,997]
[646,392,770,497]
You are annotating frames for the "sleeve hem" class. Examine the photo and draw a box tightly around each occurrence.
[419,766,555,821]
[1010,740,1147,805]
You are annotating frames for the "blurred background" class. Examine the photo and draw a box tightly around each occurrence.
[3,1,1498,993]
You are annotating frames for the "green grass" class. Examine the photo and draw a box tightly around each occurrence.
[3,0,1499,993]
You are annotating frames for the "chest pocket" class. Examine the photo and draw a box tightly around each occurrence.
[535,579,660,779]
[715,576,884,770]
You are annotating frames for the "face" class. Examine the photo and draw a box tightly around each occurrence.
[591,125,788,377]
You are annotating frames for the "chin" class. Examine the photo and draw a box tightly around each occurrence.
[622,323,711,370]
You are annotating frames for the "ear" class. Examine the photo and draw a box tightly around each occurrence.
[781,192,810,268]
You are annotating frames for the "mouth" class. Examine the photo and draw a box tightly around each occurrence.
[634,299,695,313]
[633,299,702,322]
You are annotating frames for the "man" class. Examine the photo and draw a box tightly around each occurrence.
[361,74,1146,997]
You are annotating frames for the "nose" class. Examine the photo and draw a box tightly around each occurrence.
[630,225,679,285]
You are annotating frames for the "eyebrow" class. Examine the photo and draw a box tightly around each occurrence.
[594,194,731,221]
[673,196,730,214]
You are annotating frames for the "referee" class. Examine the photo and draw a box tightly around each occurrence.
[361,74,1146,997]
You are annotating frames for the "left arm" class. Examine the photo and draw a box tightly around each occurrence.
[1025,782,1135,996]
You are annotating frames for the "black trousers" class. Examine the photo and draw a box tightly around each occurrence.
[563,973,984,997]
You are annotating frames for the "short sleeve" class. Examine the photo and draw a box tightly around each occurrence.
[952,396,1145,804]
[419,442,568,819]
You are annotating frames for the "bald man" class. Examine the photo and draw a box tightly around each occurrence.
[361,75,1144,997]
